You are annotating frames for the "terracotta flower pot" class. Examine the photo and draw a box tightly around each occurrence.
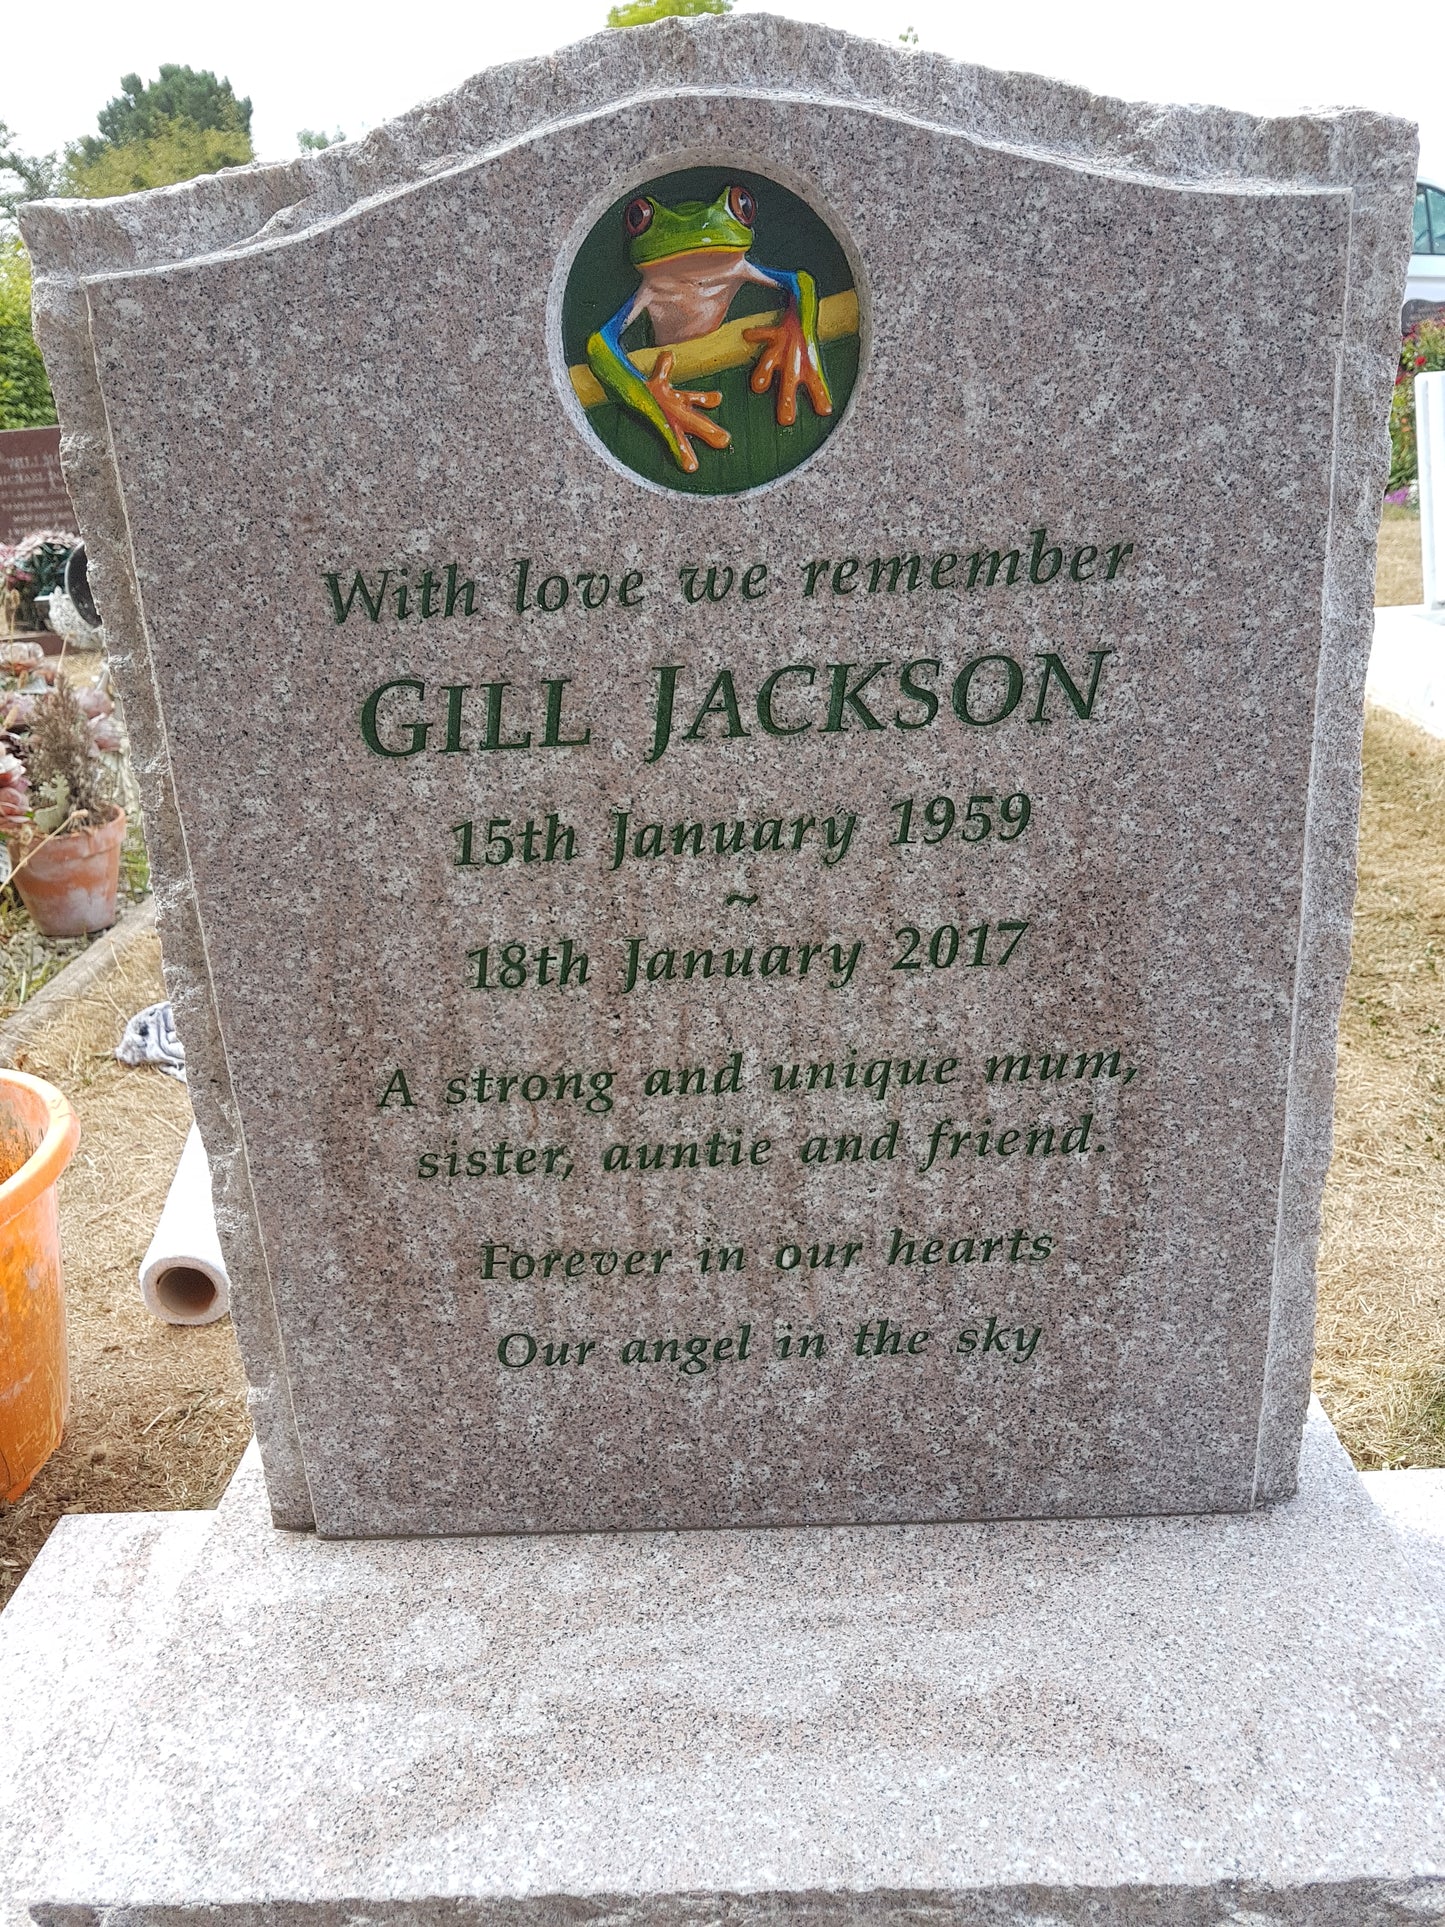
[9,808,127,937]
[0,1069,79,1501]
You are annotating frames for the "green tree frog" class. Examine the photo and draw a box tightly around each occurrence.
[586,183,833,473]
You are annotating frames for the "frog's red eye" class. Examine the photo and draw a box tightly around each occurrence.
[624,197,653,238]
[727,185,756,227]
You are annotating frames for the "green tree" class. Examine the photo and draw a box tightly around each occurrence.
[607,0,730,25]
[0,71,255,433]
[62,66,254,198]
[63,118,253,198]
[77,65,252,161]
[0,120,59,229]
[0,238,56,430]
[297,129,346,152]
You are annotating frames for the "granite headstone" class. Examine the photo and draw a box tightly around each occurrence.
[21,17,1416,1537]
[0,426,72,548]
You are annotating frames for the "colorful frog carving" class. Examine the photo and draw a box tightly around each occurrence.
[585,183,833,474]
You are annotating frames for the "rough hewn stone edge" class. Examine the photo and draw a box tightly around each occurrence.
[15,277,314,1529]
[1253,158,1419,1501]
[17,14,1420,1528]
[17,16,1419,280]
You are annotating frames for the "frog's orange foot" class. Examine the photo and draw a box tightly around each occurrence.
[743,310,832,427]
[646,351,730,474]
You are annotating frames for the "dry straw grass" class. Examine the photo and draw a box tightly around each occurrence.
[0,925,249,1608]
[1315,705,1445,1467]
[1375,505,1424,606]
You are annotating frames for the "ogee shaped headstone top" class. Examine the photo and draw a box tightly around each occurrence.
[21,16,1416,1535]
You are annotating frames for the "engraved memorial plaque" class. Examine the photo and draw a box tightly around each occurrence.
[22,20,1412,1534]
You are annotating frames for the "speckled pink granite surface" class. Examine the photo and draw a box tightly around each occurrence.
[2,1408,1443,1923]
[20,17,1417,1536]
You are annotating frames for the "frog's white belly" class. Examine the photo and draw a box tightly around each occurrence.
[636,250,772,346]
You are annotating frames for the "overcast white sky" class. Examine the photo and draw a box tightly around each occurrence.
[3,0,1442,188]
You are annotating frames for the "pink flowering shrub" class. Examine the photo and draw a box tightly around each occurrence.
[1390,316,1445,494]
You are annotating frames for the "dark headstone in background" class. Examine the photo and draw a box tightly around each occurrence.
[0,426,73,547]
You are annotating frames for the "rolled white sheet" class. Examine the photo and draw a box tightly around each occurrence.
[138,1123,230,1326]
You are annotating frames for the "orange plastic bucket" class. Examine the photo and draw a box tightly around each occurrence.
[0,1070,79,1502]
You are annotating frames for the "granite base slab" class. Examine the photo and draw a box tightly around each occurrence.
[2,1407,1444,1927]
[1361,1464,1445,1617]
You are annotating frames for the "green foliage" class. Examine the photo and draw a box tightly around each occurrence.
[3,533,73,602]
[1390,316,1445,493]
[0,120,60,229]
[62,117,253,198]
[30,773,73,835]
[607,0,730,24]
[0,240,55,430]
[297,129,345,152]
[58,65,254,199]
[79,66,251,162]
[120,818,150,897]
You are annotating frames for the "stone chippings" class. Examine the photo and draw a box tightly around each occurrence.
[18,17,1419,1536]
[1,1414,1444,1924]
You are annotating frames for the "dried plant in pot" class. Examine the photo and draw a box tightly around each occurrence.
[6,679,126,937]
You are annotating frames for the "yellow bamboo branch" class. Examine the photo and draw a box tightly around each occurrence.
[569,288,859,409]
